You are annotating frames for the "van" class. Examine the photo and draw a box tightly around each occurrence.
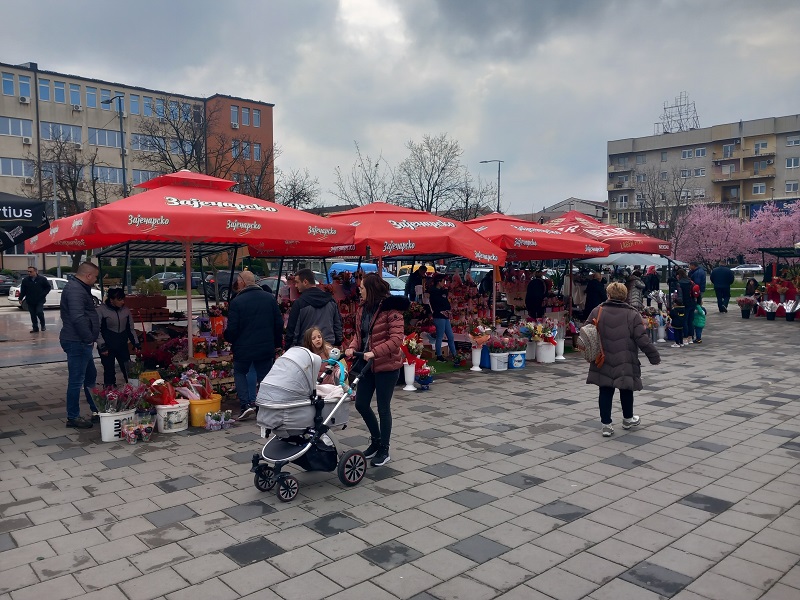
[397,264,436,277]
[326,262,393,283]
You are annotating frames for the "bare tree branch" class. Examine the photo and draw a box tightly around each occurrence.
[395,133,464,214]
[331,141,397,206]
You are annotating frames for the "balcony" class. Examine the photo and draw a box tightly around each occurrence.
[711,167,775,182]
[607,180,634,191]
[745,147,776,158]
[712,149,744,162]
[607,164,632,173]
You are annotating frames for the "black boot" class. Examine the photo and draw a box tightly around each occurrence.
[371,445,390,467]
[363,437,381,459]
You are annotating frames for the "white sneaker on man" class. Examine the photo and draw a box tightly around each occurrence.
[601,424,614,437]
[622,416,641,429]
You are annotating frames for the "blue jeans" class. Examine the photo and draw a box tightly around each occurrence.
[246,364,257,404]
[695,326,703,341]
[234,358,272,410]
[714,287,730,311]
[61,340,98,420]
[434,318,457,358]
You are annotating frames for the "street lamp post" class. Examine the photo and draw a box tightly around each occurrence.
[100,95,128,199]
[480,159,504,213]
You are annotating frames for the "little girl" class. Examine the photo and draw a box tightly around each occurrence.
[303,327,343,385]
[693,298,707,344]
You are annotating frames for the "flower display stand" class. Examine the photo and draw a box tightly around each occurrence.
[99,409,136,442]
[402,363,417,391]
[470,348,483,371]
[489,352,509,371]
[156,400,190,433]
[508,351,526,369]
[536,342,556,364]
[555,339,565,360]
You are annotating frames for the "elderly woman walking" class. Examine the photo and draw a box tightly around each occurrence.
[585,282,661,437]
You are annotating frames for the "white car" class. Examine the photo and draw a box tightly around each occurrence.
[7,276,102,309]
[730,264,763,274]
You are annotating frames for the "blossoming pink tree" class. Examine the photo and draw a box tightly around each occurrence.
[674,204,752,268]
[745,202,800,262]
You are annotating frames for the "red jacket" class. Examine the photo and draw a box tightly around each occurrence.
[348,295,410,372]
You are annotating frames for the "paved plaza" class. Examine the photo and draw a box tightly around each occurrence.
[1,309,799,600]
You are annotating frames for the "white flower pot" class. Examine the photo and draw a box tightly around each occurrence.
[489,352,509,371]
[99,409,136,442]
[470,348,482,371]
[657,325,666,342]
[536,342,556,364]
[555,339,565,360]
[155,400,190,433]
[403,362,417,391]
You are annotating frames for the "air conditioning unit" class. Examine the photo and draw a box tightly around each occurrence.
[121,149,129,156]
[72,104,83,112]
[72,143,82,151]
[19,96,30,104]
[120,111,127,118]
[767,159,774,165]
[231,122,240,129]
[23,177,35,185]
[22,136,32,145]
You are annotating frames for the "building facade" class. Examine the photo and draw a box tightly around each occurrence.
[516,197,607,224]
[0,61,274,272]
[607,114,800,228]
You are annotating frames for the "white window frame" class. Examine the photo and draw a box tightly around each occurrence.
[680,169,690,178]
[661,151,667,162]
[786,180,798,193]
[694,168,705,177]
[787,135,800,147]
[681,149,693,159]
[754,140,768,155]
[695,147,706,157]
[660,171,668,181]
[723,144,735,158]
[636,154,646,165]
[693,188,705,198]
[786,157,799,169]
[636,173,646,183]
[617,194,628,209]
[752,183,766,195]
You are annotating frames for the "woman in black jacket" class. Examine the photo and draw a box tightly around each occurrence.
[644,266,661,308]
[96,288,140,387]
[429,275,458,363]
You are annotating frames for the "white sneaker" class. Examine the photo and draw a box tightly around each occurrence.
[602,424,614,437]
[622,416,640,429]
[671,343,682,348]
[686,339,693,344]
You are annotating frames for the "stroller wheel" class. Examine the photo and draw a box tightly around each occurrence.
[338,449,367,487]
[276,475,299,502]
[253,464,275,492]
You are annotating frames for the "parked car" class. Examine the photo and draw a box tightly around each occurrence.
[730,264,763,274]
[0,274,19,296]
[385,275,406,297]
[202,271,244,301]
[7,276,102,309]
[255,276,288,297]
[148,272,180,283]
[161,271,202,291]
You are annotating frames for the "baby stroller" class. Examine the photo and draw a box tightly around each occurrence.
[250,347,370,502]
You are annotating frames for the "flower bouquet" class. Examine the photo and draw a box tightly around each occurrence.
[205,409,235,430]
[736,296,757,308]
[468,323,491,349]
[148,379,178,406]
[415,363,436,390]
[761,300,778,320]
[193,338,208,359]
[91,385,140,413]
[174,370,213,400]
[401,333,425,364]
[486,336,513,353]
[648,290,666,306]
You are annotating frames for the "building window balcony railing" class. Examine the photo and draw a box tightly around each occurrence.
[607,180,634,191]
[711,167,775,182]
[607,164,632,173]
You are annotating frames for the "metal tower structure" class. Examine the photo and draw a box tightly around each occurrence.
[654,91,700,135]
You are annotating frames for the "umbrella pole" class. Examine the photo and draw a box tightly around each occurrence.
[185,242,193,360]
[568,259,574,322]
[275,258,284,298]
[124,243,132,295]
[492,265,498,327]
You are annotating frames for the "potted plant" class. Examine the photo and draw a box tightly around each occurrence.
[735,296,756,318]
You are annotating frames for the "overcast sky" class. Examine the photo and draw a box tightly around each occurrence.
[3,0,799,214]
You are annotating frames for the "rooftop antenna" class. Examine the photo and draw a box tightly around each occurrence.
[654,91,700,135]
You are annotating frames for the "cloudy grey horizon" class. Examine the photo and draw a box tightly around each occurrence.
[4,0,799,214]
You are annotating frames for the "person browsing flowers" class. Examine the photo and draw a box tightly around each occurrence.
[429,274,458,364]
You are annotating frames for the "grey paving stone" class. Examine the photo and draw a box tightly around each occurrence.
[476,406,506,414]
[339,435,370,446]
[780,440,800,452]
[678,493,735,515]
[222,500,276,522]
[360,540,423,569]
[659,421,692,430]
[545,442,585,454]
[144,505,198,528]
[364,466,403,481]
[222,536,286,566]
[764,429,800,438]
[413,428,449,439]
[0,532,17,551]
[535,500,593,523]
[647,400,676,407]
[0,429,25,439]
[614,435,653,447]
[620,560,694,597]
[49,447,89,460]
[482,423,516,432]
[156,476,203,493]
[102,455,146,469]
[446,489,498,509]
[32,435,75,446]
[497,473,546,489]
[758,399,787,406]
[687,441,730,453]
[491,443,527,456]
[305,512,364,537]
[407,405,439,412]
[725,410,757,419]
[548,398,580,405]
[447,534,511,564]
[225,452,255,464]
[227,432,262,443]
[421,463,466,478]
[601,454,646,470]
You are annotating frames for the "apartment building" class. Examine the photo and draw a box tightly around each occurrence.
[0,61,274,272]
[607,114,800,228]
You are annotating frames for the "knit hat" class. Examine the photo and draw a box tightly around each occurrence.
[646,265,657,275]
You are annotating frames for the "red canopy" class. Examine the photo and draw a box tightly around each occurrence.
[25,171,356,256]
[543,210,672,255]
[465,213,609,260]
[326,203,506,266]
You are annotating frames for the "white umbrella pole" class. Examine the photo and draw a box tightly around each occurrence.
[185,242,193,359]
[492,265,498,326]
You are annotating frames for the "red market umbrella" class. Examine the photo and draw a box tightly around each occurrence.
[543,210,672,255]
[326,203,506,266]
[465,213,609,260]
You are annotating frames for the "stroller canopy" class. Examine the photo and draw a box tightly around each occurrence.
[257,347,321,408]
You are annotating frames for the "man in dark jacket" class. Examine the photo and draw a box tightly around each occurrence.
[224,271,283,420]
[583,271,607,320]
[525,271,547,319]
[18,266,51,333]
[709,265,735,313]
[675,269,695,343]
[285,268,342,349]
[689,262,707,294]
[59,261,101,429]
[404,265,427,301]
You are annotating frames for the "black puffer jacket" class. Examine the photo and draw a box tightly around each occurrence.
[224,285,283,362]
[586,300,660,391]
[59,278,100,344]
[19,274,51,305]
[285,287,343,348]
[710,266,735,289]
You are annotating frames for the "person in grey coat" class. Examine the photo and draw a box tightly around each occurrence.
[625,270,646,311]
[586,282,661,437]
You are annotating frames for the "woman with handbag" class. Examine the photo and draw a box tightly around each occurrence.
[345,274,409,467]
[585,282,660,437]
[429,274,458,364]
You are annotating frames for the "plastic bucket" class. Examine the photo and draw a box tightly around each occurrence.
[99,409,135,442]
[189,395,222,427]
[155,400,190,433]
[489,352,508,371]
[536,342,556,364]
[507,351,526,369]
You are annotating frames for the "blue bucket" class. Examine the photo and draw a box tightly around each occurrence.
[507,351,526,369]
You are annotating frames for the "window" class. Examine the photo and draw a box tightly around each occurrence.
[38,78,50,101]
[636,173,646,183]
[680,190,691,200]
[660,171,668,181]
[181,103,191,122]
[723,144,735,158]
[2,72,14,95]
[254,143,261,161]
[694,168,705,177]
[88,127,121,148]
[616,213,623,224]
[132,169,162,186]
[18,75,31,97]
[92,166,123,184]
[661,151,667,162]
[786,181,798,193]
[100,89,111,109]
[253,109,260,127]
[143,96,153,117]
[0,157,34,178]
[617,195,628,209]
[231,106,239,125]
[169,100,179,120]
[695,147,706,157]
[69,84,80,105]
[613,156,628,167]
[242,141,251,160]
[694,189,705,198]
[113,93,125,113]
[130,133,163,152]
[241,107,249,126]
[86,86,97,108]
[232,139,240,158]
[753,183,766,195]
[155,98,165,118]
[681,149,693,159]
[680,169,690,178]
[169,139,192,155]
[753,160,768,174]
[0,117,34,138]
[636,154,646,165]
[787,135,800,147]
[786,157,799,169]
[754,141,768,155]
[53,81,65,103]
[40,122,81,142]
[130,95,140,115]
